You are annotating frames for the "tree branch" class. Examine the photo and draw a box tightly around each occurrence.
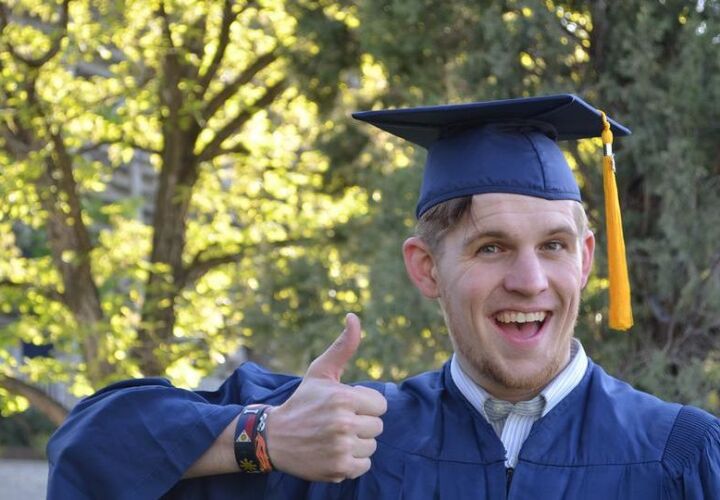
[0,279,66,305]
[179,251,246,290]
[201,48,279,123]
[196,0,238,97]
[186,12,208,62]
[179,237,312,289]
[198,77,287,163]
[661,249,720,354]
[157,1,177,52]
[208,141,250,159]
[47,131,95,255]
[0,126,33,158]
[0,375,69,426]
[0,0,71,69]
[72,138,161,156]
[691,247,720,322]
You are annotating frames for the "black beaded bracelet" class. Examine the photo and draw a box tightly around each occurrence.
[233,404,274,473]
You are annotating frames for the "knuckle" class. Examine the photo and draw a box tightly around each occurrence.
[321,469,346,483]
[338,455,357,474]
[327,389,353,410]
[326,458,347,479]
[358,388,387,415]
[328,415,354,435]
[331,436,353,456]
[349,458,371,479]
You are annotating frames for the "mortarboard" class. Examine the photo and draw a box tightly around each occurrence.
[352,93,633,331]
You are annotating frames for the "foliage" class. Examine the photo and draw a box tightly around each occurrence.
[0,0,374,405]
[0,0,718,426]
[0,408,54,457]
[332,0,720,414]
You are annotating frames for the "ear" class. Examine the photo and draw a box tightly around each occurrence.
[402,236,440,299]
[580,229,595,289]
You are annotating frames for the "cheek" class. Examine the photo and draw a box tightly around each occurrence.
[455,265,499,302]
[439,268,494,321]
[548,258,584,291]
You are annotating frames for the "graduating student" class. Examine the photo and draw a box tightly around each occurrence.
[47,94,720,499]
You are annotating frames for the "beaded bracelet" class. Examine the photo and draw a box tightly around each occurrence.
[233,404,274,473]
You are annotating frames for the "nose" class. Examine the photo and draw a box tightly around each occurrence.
[503,249,549,296]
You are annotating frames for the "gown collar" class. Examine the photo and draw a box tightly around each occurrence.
[449,338,588,423]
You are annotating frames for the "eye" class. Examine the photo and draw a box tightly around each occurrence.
[542,240,566,252]
[477,244,502,255]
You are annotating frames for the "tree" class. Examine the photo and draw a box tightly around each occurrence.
[0,0,372,422]
[581,0,720,410]
[1,0,718,429]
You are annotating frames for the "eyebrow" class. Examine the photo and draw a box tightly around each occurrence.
[462,224,579,247]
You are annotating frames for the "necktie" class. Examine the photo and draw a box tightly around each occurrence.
[483,395,546,423]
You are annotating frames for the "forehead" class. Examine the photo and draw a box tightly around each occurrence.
[464,193,581,233]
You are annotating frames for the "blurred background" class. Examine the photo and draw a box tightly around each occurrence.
[1,0,718,474]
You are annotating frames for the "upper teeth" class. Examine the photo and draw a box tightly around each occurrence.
[496,311,547,323]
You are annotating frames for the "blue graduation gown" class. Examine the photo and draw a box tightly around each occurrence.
[47,359,720,499]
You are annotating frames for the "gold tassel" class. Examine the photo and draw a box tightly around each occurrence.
[600,112,633,331]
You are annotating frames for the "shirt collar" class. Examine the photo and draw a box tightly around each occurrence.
[450,338,588,420]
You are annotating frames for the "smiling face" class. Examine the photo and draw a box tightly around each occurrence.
[403,193,594,401]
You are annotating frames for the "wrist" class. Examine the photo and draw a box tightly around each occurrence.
[233,404,275,474]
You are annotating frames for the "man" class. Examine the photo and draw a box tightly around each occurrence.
[47,95,719,499]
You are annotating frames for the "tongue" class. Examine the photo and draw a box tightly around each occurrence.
[509,321,540,339]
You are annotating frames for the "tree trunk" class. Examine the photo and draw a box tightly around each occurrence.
[134,40,202,375]
[134,141,198,375]
[38,134,112,384]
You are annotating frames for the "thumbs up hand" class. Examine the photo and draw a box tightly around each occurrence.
[265,314,388,482]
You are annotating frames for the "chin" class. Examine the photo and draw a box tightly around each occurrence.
[484,356,563,393]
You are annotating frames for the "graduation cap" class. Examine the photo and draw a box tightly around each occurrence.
[352,93,633,331]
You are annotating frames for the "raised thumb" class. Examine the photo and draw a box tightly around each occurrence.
[305,313,361,381]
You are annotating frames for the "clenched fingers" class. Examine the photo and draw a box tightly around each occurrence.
[350,385,388,416]
[339,457,372,482]
[354,414,383,439]
[352,437,378,458]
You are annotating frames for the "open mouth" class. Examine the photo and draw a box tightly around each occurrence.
[494,310,549,341]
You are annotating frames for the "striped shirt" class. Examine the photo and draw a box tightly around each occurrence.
[450,338,588,467]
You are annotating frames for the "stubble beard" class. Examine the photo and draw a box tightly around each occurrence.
[468,341,564,394]
[448,311,577,396]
